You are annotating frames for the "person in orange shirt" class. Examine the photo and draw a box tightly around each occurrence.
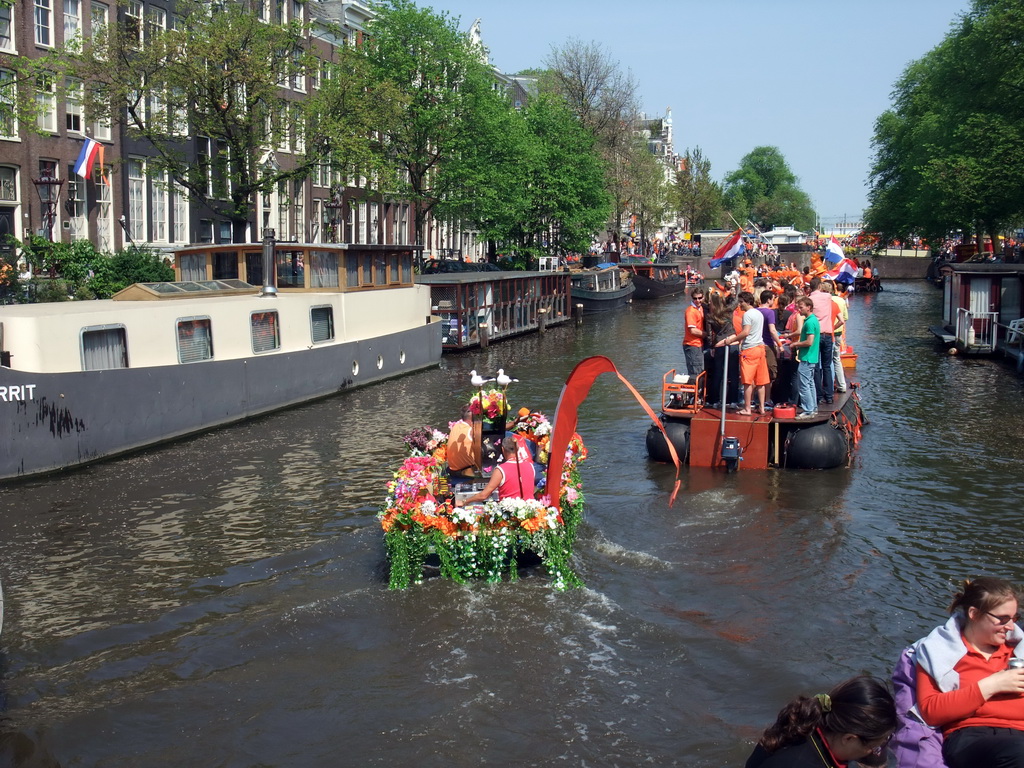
[683,287,705,376]
[446,405,479,479]
[915,577,1024,767]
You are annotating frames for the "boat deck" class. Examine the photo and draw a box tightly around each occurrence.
[662,386,856,426]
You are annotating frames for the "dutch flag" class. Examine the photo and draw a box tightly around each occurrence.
[73,138,102,179]
[825,235,845,264]
[709,228,745,268]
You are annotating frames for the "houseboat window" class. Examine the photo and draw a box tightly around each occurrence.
[374,253,387,286]
[81,326,128,370]
[346,254,359,288]
[361,254,373,286]
[310,306,334,343]
[179,252,206,282]
[276,249,304,289]
[177,317,213,363]
[245,252,263,286]
[401,253,412,284]
[212,251,238,280]
[387,254,398,284]
[309,250,339,288]
[251,311,280,353]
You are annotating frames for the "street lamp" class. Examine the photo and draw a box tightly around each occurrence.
[32,173,64,242]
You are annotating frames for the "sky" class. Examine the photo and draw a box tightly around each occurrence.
[427,0,972,230]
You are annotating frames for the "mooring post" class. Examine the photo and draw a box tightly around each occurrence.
[574,303,584,325]
[479,323,489,348]
[538,308,548,334]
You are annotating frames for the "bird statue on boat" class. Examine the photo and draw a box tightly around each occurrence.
[470,370,486,387]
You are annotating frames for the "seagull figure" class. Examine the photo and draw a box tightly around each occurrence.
[470,370,485,387]
[496,369,511,387]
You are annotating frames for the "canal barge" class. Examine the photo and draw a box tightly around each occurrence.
[569,267,635,312]
[416,270,571,350]
[645,369,865,470]
[0,241,441,482]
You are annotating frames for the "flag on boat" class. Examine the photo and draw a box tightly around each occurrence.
[708,228,744,268]
[825,257,858,285]
[825,235,845,264]
[74,138,102,179]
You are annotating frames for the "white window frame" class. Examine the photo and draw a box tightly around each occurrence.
[127,156,146,243]
[90,1,107,44]
[0,3,16,52]
[0,70,17,139]
[63,0,81,42]
[64,77,84,134]
[151,168,167,242]
[145,5,164,42]
[172,180,187,242]
[35,0,52,47]
[124,0,142,47]
[95,164,113,252]
[89,86,111,140]
[66,162,87,240]
[176,317,213,363]
[36,75,56,132]
[81,325,128,370]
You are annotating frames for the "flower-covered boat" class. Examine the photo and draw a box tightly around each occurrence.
[378,356,678,590]
[379,405,588,590]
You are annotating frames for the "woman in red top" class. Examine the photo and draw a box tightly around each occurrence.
[916,577,1024,767]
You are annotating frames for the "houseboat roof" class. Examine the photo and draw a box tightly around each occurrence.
[416,270,562,284]
[944,262,1024,275]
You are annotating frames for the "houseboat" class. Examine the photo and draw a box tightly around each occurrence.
[0,241,441,482]
[929,262,1024,369]
[569,266,635,313]
[621,260,690,300]
[417,270,572,350]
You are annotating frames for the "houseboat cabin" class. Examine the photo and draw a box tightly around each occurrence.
[939,263,1024,354]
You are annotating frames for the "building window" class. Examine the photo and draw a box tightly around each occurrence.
[0,70,16,138]
[95,164,112,252]
[198,219,213,243]
[36,75,56,132]
[368,202,378,245]
[90,1,107,43]
[0,167,17,202]
[292,179,304,240]
[251,311,279,354]
[176,317,212,363]
[172,181,187,242]
[310,306,334,343]
[127,157,145,242]
[65,77,83,133]
[90,87,111,141]
[145,5,164,41]
[0,4,13,52]
[124,0,142,47]
[66,163,87,240]
[358,201,367,244]
[81,326,127,370]
[151,169,167,242]
[63,0,80,40]
[197,137,213,197]
[35,0,52,46]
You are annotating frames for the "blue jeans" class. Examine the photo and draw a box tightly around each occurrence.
[814,333,835,401]
[798,361,816,413]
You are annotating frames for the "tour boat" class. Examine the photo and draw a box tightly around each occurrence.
[0,242,441,482]
[623,261,691,300]
[645,369,866,470]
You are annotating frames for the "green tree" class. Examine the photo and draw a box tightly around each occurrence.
[866,0,1024,248]
[673,147,722,232]
[364,0,485,248]
[722,146,814,232]
[515,95,612,256]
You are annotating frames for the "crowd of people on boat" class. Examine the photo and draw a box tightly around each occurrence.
[682,273,850,417]
[748,576,1024,768]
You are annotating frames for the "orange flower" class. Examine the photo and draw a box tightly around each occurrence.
[521,515,545,532]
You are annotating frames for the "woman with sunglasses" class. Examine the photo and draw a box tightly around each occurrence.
[916,577,1024,767]
[746,675,896,767]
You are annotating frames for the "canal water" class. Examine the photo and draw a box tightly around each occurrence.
[1,281,1023,767]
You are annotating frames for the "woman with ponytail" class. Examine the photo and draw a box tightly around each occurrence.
[746,675,896,767]
[915,576,1024,767]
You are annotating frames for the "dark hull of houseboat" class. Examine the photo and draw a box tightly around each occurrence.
[570,283,636,313]
[631,273,689,300]
[0,322,441,482]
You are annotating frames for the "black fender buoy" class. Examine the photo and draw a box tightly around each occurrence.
[646,420,689,463]
[784,422,848,469]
